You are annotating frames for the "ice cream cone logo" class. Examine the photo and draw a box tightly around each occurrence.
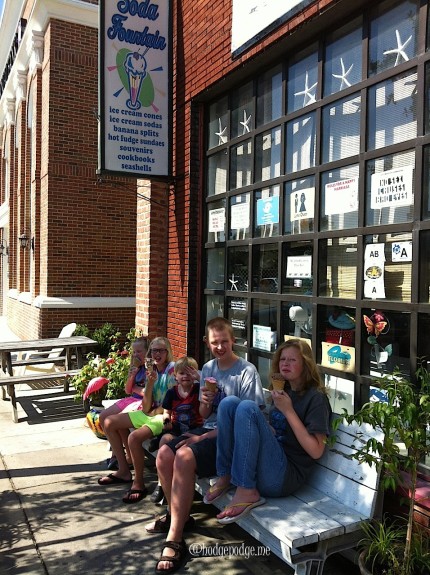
[124,51,148,110]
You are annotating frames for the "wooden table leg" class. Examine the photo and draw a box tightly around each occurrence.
[8,384,18,423]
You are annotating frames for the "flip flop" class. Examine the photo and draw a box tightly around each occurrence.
[122,487,148,504]
[98,473,133,486]
[217,498,266,524]
[203,483,231,504]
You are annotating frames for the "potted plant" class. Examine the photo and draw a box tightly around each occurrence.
[333,365,430,575]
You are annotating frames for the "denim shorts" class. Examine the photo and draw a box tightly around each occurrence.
[165,427,217,478]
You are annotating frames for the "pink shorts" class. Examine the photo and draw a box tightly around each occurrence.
[115,396,142,412]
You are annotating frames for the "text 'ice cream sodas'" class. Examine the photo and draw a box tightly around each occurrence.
[271,373,285,391]
[204,377,218,392]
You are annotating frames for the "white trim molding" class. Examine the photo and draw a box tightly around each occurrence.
[32,296,136,309]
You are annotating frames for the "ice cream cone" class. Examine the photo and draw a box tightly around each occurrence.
[204,377,218,392]
[271,373,285,391]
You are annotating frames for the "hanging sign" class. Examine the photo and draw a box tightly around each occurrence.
[257,196,279,226]
[290,188,315,221]
[325,177,359,215]
[392,241,412,262]
[99,0,172,177]
[208,208,225,233]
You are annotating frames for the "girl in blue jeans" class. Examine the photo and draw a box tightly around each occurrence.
[204,338,332,524]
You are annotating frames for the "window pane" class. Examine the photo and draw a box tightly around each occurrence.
[227,246,249,292]
[367,70,417,151]
[284,177,315,234]
[324,18,362,97]
[205,248,225,290]
[320,165,359,231]
[254,185,280,238]
[285,112,316,173]
[227,296,248,345]
[205,295,225,322]
[208,96,229,149]
[318,305,356,373]
[319,237,357,298]
[418,314,430,362]
[322,94,361,163]
[231,81,253,139]
[230,140,252,190]
[366,150,415,226]
[252,243,278,292]
[256,64,283,126]
[361,308,410,377]
[282,241,313,295]
[207,199,226,242]
[369,0,418,76]
[255,127,282,182]
[287,46,318,113]
[229,193,251,240]
[425,63,430,135]
[252,299,277,351]
[364,232,412,302]
[207,151,228,196]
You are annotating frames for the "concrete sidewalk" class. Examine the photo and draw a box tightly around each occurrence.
[0,317,359,575]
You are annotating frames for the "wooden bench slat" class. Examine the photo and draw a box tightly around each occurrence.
[11,356,68,367]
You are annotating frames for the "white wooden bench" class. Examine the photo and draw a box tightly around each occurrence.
[0,369,81,422]
[192,416,383,575]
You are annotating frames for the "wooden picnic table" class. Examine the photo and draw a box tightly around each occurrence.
[0,335,97,376]
[0,336,98,422]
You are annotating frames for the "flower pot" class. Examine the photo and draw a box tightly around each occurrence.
[358,550,372,575]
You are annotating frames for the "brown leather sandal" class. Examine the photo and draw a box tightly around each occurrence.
[155,540,188,574]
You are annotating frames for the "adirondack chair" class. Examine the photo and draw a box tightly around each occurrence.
[16,323,77,375]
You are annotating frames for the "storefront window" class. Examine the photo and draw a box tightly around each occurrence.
[252,243,278,292]
[325,374,355,414]
[207,151,228,196]
[252,299,277,351]
[367,70,417,151]
[320,165,359,231]
[207,199,226,242]
[318,305,356,375]
[324,18,362,97]
[419,231,430,302]
[287,46,318,113]
[319,237,357,298]
[282,241,313,295]
[361,308,410,377]
[422,146,430,219]
[229,193,251,240]
[285,112,316,173]
[205,248,225,290]
[254,186,280,238]
[230,140,252,190]
[368,0,418,76]
[281,301,313,343]
[227,296,248,345]
[256,64,282,126]
[322,94,361,163]
[284,177,315,234]
[208,96,229,149]
[227,246,249,292]
[255,127,282,182]
[364,232,412,302]
[365,150,415,226]
[231,81,253,139]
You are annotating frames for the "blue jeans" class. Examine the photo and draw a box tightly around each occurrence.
[216,396,288,497]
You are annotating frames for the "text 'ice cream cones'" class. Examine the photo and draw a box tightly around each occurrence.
[271,373,285,391]
[204,377,218,392]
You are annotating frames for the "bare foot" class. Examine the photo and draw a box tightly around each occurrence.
[204,476,231,503]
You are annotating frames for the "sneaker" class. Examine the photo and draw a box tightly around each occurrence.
[150,484,165,504]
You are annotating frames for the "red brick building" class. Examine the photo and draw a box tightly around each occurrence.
[2,0,430,418]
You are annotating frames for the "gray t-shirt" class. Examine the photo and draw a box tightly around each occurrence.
[269,386,332,494]
[201,357,265,429]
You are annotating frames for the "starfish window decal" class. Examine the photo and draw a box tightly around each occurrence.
[332,57,354,90]
[294,71,317,107]
[229,273,239,291]
[383,29,412,67]
[240,110,252,134]
[215,118,228,145]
